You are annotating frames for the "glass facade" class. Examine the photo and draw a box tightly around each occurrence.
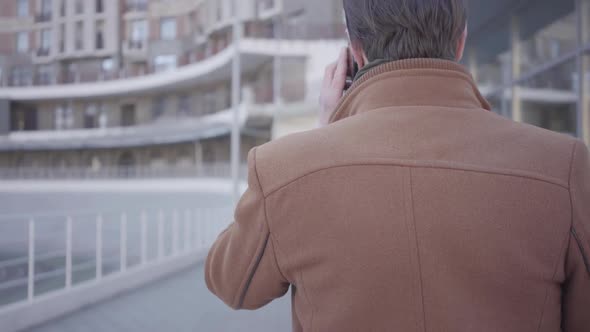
[468,0,590,145]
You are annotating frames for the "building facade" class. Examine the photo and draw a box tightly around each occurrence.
[465,0,590,146]
[0,0,345,178]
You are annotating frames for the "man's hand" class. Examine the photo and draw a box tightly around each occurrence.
[318,47,348,127]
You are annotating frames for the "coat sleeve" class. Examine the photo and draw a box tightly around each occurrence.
[205,147,290,310]
[562,141,590,331]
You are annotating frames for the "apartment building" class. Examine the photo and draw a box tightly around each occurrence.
[0,0,345,176]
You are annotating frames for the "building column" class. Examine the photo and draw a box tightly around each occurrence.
[468,49,478,83]
[510,16,523,123]
[581,0,590,145]
[0,100,9,135]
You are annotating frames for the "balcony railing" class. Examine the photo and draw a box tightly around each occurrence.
[36,48,50,57]
[35,12,52,23]
[0,205,232,316]
[125,1,148,12]
[0,163,248,180]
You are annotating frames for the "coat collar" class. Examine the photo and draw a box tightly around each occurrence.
[328,58,492,124]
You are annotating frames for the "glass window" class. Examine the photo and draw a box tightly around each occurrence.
[11,66,32,86]
[55,104,74,130]
[75,21,84,50]
[178,95,191,116]
[95,20,105,49]
[59,24,65,52]
[17,0,29,17]
[160,18,177,40]
[120,104,136,127]
[75,0,84,14]
[152,97,167,119]
[98,104,107,128]
[101,58,114,72]
[518,1,576,76]
[518,60,578,135]
[16,32,29,53]
[40,0,52,16]
[37,29,51,56]
[130,19,147,45]
[96,0,104,13]
[154,55,177,72]
[84,104,98,129]
[37,64,52,85]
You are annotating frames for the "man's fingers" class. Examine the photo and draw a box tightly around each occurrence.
[332,48,349,89]
[322,63,337,89]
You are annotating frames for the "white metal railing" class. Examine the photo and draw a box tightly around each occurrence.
[0,206,232,309]
[0,163,248,180]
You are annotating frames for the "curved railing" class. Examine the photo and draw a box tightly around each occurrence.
[0,205,234,331]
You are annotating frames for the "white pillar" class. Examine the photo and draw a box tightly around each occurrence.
[231,0,243,205]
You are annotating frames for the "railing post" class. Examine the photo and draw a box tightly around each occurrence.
[120,213,127,272]
[65,216,73,289]
[158,210,164,260]
[141,211,147,265]
[172,210,179,256]
[184,209,191,251]
[28,219,35,302]
[96,215,103,280]
[193,209,201,249]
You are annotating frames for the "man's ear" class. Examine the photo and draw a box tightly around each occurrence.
[350,42,368,69]
[455,26,468,62]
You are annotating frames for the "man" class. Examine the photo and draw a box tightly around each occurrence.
[206,0,590,331]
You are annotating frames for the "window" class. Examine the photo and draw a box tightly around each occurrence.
[178,95,191,116]
[37,65,53,85]
[95,20,104,50]
[75,21,84,50]
[17,0,29,17]
[160,18,177,40]
[75,0,84,14]
[154,55,177,72]
[11,66,32,86]
[17,32,29,53]
[151,97,167,119]
[96,0,103,13]
[40,0,51,18]
[120,104,136,126]
[55,104,74,130]
[517,60,578,135]
[11,108,37,131]
[60,0,65,16]
[84,104,98,128]
[98,104,107,128]
[59,24,65,52]
[39,29,51,56]
[518,2,576,76]
[129,19,147,49]
[101,58,114,72]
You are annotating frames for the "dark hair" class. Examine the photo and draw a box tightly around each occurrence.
[343,0,467,62]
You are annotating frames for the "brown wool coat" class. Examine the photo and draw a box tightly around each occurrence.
[205,59,590,332]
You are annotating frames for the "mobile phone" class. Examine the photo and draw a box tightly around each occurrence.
[344,48,359,91]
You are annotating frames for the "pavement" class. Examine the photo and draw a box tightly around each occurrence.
[25,263,292,332]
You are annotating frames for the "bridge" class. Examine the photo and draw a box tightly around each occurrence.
[0,179,291,332]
